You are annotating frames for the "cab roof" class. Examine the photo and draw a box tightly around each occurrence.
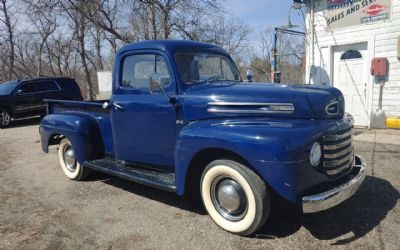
[117,40,227,56]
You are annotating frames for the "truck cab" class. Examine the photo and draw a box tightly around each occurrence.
[40,40,366,236]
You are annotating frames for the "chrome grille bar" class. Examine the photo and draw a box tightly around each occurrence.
[324,146,353,159]
[323,137,352,150]
[324,152,354,168]
[323,130,352,142]
[326,161,353,175]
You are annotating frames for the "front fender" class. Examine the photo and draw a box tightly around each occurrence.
[40,114,105,164]
[174,118,352,203]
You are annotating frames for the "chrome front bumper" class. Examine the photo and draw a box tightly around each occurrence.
[302,155,366,213]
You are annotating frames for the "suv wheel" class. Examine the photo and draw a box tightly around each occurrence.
[0,108,11,128]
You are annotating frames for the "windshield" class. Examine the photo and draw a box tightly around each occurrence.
[175,51,241,84]
[0,81,18,95]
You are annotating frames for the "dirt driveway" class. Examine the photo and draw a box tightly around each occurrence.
[1,119,399,249]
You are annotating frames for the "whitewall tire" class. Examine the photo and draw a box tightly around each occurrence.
[58,138,89,180]
[201,159,270,236]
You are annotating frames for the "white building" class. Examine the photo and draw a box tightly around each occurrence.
[304,0,400,127]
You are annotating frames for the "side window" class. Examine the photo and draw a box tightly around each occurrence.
[34,81,60,92]
[19,83,35,94]
[121,54,171,91]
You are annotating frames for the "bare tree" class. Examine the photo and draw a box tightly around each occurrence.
[1,0,300,98]
[67,0,131,43]
[247,27,305,83]
[139,0,182,39]
[248,28,274,82]
[0,0,15,80]
[91,25,104,70]
[195,16,250,57]
[61,1,96,100]
[24,0,58,77]
[277,32,305,83]
[45,32,76,77]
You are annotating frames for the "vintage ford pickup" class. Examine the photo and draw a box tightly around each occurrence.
[40,40,366,236]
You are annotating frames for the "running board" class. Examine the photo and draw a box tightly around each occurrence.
[83,158,176,192]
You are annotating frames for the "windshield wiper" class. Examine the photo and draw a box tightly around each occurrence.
[187,77,241,85]
[206,76,223,82]
[205,76,241,83]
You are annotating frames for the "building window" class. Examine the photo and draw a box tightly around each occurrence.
[340,50,362,60]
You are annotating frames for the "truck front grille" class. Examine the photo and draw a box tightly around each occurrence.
[322,127,354,176]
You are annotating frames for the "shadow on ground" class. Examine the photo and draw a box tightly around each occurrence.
[89,172,399,244]
[87,171,207,215]
[255,176,399,244]
[3,116,41,129]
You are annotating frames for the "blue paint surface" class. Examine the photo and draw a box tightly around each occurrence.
[40,40,355,203]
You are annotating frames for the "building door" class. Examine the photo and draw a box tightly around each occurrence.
[333,43,368,127]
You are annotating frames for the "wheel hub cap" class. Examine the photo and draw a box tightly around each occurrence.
[217,183,241,212]
[64,148,77,172]
[211,178,248,221]
[1,112,10,126]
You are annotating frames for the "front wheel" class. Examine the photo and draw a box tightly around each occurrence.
[200,159,270,236]
[58,138,89,180]
[0,108,11,128]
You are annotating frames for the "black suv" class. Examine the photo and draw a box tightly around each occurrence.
[0,77,83,128]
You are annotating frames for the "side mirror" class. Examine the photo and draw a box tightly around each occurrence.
[15,89,23,95]
[246,69,254,82]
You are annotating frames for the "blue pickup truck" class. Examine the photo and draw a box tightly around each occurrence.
[40,40,366,236]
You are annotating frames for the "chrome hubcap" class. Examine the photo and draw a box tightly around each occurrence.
[1,111,10,126]
[64,147,77,172]
[218,183,241,212]
[211,177,248,221]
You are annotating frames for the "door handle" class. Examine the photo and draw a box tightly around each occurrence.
[112,102,125,110]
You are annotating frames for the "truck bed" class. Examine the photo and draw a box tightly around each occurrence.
[46,99,108,113]
[45,99,114,154]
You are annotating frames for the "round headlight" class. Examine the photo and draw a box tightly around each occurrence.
[310,142,321,167]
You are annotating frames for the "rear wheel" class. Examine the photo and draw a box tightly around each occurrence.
[58,138,89,180]
[0,108,11,128]
[200,159,270,236]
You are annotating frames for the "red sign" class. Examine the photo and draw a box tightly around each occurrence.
[363,3,386,16]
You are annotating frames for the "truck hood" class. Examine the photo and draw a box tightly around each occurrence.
[181,82,345,121]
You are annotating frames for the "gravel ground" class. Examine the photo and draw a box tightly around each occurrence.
[0,119,399,250]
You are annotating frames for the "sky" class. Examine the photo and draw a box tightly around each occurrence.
[224,0,305,38]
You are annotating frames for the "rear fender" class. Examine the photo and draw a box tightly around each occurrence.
[40,114,105,164]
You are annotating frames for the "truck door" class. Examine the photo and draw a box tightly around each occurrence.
[110,52,177,168]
